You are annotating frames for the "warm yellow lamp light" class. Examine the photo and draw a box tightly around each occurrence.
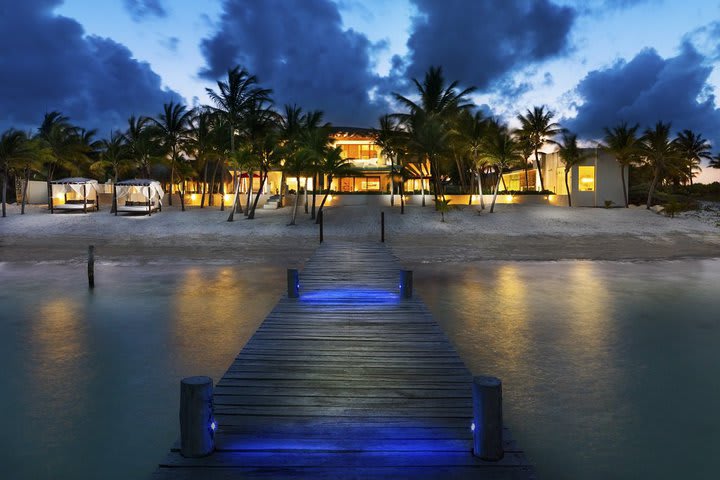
[505,195,513,202]
[224,194,231,202]
[190,194,197,201]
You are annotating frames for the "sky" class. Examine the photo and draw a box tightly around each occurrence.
[2,0,720,182]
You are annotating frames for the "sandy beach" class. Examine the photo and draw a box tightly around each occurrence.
[1,202,718,264]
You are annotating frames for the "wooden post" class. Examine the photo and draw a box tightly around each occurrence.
[88,245,95,289]
[147,186,151,216]
[400,270,412,298]
[319,210,324,243]
[287,268,299,298]
[180,376,215,458]
[50,188,54,214]
[472,375,504,461]
[381,211,385,243]
[83,184,87,213]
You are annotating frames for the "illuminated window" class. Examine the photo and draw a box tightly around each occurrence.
[578,166,595,192]
[339,143,376,159]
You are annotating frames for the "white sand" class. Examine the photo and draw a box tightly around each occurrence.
[1,202,718,263]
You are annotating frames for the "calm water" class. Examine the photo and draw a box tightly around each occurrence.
[0,258,719,479]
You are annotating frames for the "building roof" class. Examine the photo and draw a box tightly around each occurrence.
[330,126,376,139]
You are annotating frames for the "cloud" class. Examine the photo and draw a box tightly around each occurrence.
[199,0,388,126]
[0,0,180,133]
[565,44,720,148]
[401,0,575,91]
[123,0,167,22]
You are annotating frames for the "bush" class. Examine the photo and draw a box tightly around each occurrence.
[663,197,699,218]
[497,189,554,195]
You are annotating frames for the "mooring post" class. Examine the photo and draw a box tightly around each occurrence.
[400,269,413,298]
[88,245,95,289]
[319,210,324,243]
[381,211,385,243]
[472,375,504,461]
[180,376,215,458]
[287,268,299,298]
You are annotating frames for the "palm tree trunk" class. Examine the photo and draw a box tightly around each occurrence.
[420,164,426,207]
[316,177,333,224]
[565,168,572,207]
[489,168,502,213]
[248,170,267,219]
[279,171,286,207]
[534,149,545,191]
[478,170,485,210]
[620,164,628,208]
[169,158,174,206]
[2,167,7,218]
[21,168,30,214]
[201,160,208,208]
[390,160,395,207]
[646,167,661,209]
[311,173,317,220]
[227,174,241,221]
[400,180,405,214]
[245,170,253,217]
[524,163,530,191]
[304,177,309,214]
[209,159,220,206]
[289,176,301,225]
[220,162,226,211]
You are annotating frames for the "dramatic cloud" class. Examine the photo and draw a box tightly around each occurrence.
[123,0,167,22]
[0,0,180,133]
[566,44,720,147]
[402,0,575,92]
[199,0,388,126]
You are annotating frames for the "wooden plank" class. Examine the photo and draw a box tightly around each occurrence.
[153,241,534,479]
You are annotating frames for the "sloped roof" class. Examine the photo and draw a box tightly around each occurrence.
[330,126,376,139]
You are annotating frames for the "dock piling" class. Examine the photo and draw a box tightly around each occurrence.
[88,245,95,289]
[400,269,413,298]
[472,375,504,461]
[381,211,385,242]
[287,268,299,298]
[180,376,215,458]
[319,211,324,243]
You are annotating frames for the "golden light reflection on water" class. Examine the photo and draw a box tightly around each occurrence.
[491,264,531,366]
[30,297,87,432]
[172,267,262,374]
[565,263,614,354]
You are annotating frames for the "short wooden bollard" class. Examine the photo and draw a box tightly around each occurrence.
[400,270,412,298]
[180,376,215,458]
[319,211,324,243]
[381,211,385,243]
[287,268,299,298]
[472,375,504,461]
[88,245,95,289]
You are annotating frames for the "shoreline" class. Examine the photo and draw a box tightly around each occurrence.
[1,203,718,264]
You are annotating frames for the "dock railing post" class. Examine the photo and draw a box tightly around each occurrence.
[180,376,215,458]
[287,268,299,298]
[88,245,95,289]
[400,270,412,298]
[472,375,504,461]
[319,211,324,243]
[381,211,385,243]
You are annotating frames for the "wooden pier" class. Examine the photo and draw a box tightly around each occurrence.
[153,242,535,479]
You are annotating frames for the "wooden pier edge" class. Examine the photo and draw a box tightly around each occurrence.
[153,241,535,479]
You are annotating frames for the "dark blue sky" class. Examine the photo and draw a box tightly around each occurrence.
[2,0,720,181]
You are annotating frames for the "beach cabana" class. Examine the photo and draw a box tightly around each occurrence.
[115,179,164,215]
[50,178,100,213]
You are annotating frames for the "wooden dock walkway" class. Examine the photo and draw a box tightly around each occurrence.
[153,241,535,479]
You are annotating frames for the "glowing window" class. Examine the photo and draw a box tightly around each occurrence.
[578,166,595,192]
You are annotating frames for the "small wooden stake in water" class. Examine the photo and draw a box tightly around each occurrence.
[180,376,215,458]
[381,211,385,243]
[319,211,324,243]
[400,269,413,298]
[287,268,299,298]
[87,245,95,289]
[472,375,504,461]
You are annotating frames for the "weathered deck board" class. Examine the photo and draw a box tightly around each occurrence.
[153,241,535,479]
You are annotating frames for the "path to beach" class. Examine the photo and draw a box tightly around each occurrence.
[1,203,718,264]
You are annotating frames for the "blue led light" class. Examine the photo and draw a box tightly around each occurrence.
[300,288,400,305]
[210,420,217,432]
[471,422,475,432]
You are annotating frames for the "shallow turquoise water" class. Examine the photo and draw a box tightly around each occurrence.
[0,258,719,479]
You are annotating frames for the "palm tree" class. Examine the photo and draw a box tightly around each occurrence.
[376,114,407,207]
[1,129,35,217]
[640,122,679,209]
[315,146,358,223]
[481,120,524,213]
[454,110,487,206]
[151,101,193,209]
[17,136,45,214]
[407,113,451,207]
[435,198,453,222]
[675,129,712,186]
[516,106,562,191]
[602,122,640,207]
[393,66,476,206]
[516,132,534,192]
[36,112,88,208]
[710,154,720,169]
[123,115,161,178]
[186,110,222,208]
[557,132,586,207]
[90,131,131,213]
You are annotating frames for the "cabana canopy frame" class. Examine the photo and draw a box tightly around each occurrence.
[114,179,164,216]
[49,178,100,214]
